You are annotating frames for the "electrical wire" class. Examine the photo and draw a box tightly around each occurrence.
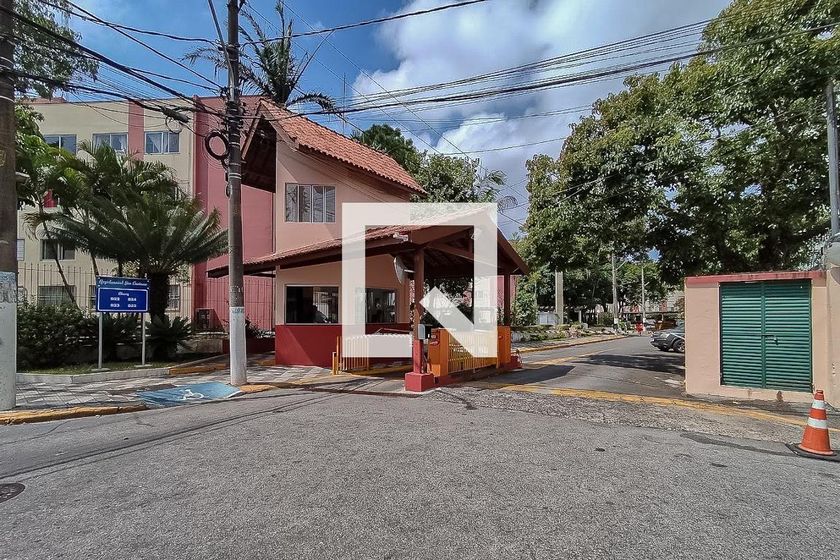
[1,3,224,118]
[64,0,223,91]
[243,0,490,44]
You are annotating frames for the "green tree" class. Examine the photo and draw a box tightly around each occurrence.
[16,133,77,303]
[414,153,505,203]
[185,1,335,111]
[353,124,421,175]
[12,0,98,96]
[50,189,227,321]
[59,141,179,275]
[525,0,840,284]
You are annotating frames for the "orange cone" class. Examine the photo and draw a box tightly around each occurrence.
[796,390,835,456]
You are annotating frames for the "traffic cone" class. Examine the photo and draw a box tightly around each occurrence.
[795,390,835,456]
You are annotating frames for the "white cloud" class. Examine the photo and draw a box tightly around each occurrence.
[352,0,731,235]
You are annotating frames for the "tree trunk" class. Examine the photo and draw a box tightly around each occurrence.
[148,272,169,321]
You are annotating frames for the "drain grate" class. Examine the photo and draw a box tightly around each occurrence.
[0,483,25,504]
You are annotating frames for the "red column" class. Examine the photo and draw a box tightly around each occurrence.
[405,247,435,391]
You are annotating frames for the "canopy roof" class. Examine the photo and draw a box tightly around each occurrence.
[207,223,528,279]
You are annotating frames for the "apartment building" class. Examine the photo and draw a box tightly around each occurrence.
[16,96,275,329]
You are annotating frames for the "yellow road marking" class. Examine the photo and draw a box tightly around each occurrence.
[525,347,616,368]
[467,381,840,433]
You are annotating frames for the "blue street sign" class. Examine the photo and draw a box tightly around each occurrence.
[96,276,149,313]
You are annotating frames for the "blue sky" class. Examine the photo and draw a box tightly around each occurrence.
[72,0,732,235]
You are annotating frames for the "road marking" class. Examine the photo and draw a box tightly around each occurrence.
[466,381,840,433]
[524,347,616,368]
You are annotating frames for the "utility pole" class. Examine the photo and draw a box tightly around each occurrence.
[640,265,646,324]
[554,270,564,325]
[826,80,840,237]
[226,0,246,386]
[611,253,619,330]
[0,0,16,410]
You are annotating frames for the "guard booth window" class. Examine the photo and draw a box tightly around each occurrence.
[286,286,339,324]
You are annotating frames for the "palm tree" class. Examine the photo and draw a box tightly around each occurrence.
[50,188,227,321]
[184,1,336,111]
[17,134,78,305]
[62,142,179,275]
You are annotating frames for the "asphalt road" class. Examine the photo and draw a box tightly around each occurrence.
[510,335,685,398]
[1,388,838,559]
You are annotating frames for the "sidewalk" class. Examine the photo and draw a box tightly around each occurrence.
[9,362,331,411]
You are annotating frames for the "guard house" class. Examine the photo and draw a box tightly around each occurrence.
[208,100,528,389]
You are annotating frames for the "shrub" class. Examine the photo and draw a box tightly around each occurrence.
[80,313,140,361]
[17,302,86,369]
[146,315,193,360]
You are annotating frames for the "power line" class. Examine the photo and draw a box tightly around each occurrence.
[244,0,490,44]
[64,0,223,91]
[308,20,840,117]
[39,0,214,44]
[276,0,524,201]
[0,3,222,118]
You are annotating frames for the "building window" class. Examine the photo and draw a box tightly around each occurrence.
[285,184,335,223]
[43,134,77,154]
[16,239,24,261]
[285,286,338,324]
[145,131,180,154]
[38,285,76,306]
[366,288,396,324]
[88,285,96,309]
[167,284,181,310]
[92,132,128,153]
[40,240,75,261]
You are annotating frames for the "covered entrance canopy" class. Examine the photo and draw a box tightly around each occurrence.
[209,221,528,390]
[208,221,528,324]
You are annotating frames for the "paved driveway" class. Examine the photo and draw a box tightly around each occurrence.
[1,390,837,559]
[499,336,685,398]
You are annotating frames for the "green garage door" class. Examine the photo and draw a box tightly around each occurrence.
[720,280,812,392]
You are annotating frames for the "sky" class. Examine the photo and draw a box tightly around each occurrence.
[70,0,732,236]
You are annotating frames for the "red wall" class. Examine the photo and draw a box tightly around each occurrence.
[191,96,275,329]
[275,323,411,367]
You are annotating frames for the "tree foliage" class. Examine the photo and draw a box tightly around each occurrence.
[353,124,421,175]
[13,0,98,96]
[51,189,227,320]
[525,0,840,284]
[185,1,335,111]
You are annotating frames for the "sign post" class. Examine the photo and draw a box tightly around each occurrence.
[95,277,150,370]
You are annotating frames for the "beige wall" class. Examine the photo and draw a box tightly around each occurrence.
[16,99,195,316]
[826,268,840,405]
[685,273,830,405]
[141,100,195,196]
[274,140,409,251]
[274,256,410,326]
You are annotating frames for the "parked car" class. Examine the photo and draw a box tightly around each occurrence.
[650,325,685,353]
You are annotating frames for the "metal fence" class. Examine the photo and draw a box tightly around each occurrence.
[17,263,191,317]
[203,276,275,331]
[16,263,275,330]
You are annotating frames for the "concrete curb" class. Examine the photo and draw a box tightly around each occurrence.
[515,335,628,354]
[0,403,147,425]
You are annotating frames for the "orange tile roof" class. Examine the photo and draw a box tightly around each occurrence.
[258,101,425,195]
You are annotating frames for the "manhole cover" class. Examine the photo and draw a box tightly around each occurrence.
[0,483,25,504]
